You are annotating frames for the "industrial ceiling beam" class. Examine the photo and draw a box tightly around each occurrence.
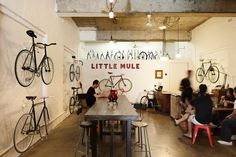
[56,0,236,17]
[96,30,191,41]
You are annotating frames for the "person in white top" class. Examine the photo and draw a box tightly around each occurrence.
[217,87,236,146]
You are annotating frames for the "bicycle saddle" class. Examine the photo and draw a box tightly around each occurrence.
[26,30,37,38]
[108,72,113,74]
[71,87,80,90]
[72,56,76,59]
[26,96,37,100]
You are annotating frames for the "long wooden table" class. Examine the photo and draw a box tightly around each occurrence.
[84,95,138,157]
[213,107,235,111]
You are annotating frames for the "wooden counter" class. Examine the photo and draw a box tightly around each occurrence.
[155,91,171,113]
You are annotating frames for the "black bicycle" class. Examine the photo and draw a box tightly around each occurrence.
[196,59,220,83]
[13,96,50,153]
[15,30,56,87]
[69,56,83,82]
[99,72,132,92]
[138,50,160,60]
[69,83,83,114]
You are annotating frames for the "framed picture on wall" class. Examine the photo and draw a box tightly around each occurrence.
[155,70,163,79]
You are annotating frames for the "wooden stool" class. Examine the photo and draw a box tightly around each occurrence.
[74,121,93,157]
[192,124,213,147]
[132,121,151,157]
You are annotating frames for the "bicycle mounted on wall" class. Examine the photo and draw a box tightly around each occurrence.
[69,82,83,114]
[14,30,56,87]
[99,72,132,93]
[69,55,83,82]
[13,96,51,153]
[196,59,220,83]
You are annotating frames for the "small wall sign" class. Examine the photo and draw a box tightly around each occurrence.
[155,70,163,79]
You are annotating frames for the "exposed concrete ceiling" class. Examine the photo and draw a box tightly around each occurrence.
[56,0,236,41]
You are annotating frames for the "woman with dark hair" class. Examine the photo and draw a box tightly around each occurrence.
[183,84,213,138]
[218,87,236,146]
[220,88,235,108]
[217,88,236,121]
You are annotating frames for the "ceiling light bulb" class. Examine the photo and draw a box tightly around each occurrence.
[176,53,181,58]
[159,25,167,30]
[109,11,114,18]
[160,56,169,61]
[146,21,152,27]
[109,0,114,3]
[147,14,151,19]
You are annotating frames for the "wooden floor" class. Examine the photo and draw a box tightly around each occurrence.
[20,109,236,157]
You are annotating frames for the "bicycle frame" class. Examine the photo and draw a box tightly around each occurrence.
[72,89,79,98]
[200,61,213,76]
[27,99,49,133]
[23,44,50,74]
[106,75,125,88]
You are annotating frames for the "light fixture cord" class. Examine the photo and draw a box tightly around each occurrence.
[177,17,179,54]
[162,29,166,56]
[110,19,113,40]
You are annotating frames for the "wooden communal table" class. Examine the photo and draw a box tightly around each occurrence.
[85,95,138,157]
[213,107,235,111]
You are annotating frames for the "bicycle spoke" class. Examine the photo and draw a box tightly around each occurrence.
[15,50,35,87]
[69,64,75,81]
[13,114,34,153]
[75,66,80,81]
[99,79,112,92]
[41,57,54,85]
[118,78,132,92]
[39,108,50,137]
[208,65,220,83]
[196,68,204,83]
[69,97,75,114]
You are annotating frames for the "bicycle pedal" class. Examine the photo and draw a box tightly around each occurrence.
[35,130,40,134]
[40,136,47,141]
[36,73,40,77]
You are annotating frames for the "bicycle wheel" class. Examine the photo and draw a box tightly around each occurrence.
[40,107,50,137]
[196,67,205,83]
[69,64,75,81]
[41,57,54,85]
[13,114,34,153]
[140,96,148,109]
[99,79,112,92]
[138,52,148,60]
[114,51,124,60]
[69,97,75,114]
[75,65,80,81]
[118,78,132,92]
[15,49,35,87]
[208,65,220,83]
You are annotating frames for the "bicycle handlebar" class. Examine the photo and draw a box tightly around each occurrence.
[107,72,124,76]
[200,59,217,63]
[36,42,57,47]
[39,96,54,100]
[71,87,82,90]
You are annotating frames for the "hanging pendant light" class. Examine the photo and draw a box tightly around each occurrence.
[175,17,181,58]
[160,29,169,61]
[107,0,117,19]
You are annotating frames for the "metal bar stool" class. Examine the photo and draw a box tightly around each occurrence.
[74,121,93,157]
[132,121,151,157]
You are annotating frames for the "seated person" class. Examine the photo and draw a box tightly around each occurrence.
[219,88,235,108]
[174,89,194,125]
[174,73,193,125]
[86,80,107,107]
[184,84,213,138]
[217,87,236,146]
[218,88,235,121]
